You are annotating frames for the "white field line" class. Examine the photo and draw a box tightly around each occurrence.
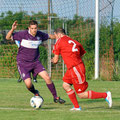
[0,107,120,113]
[0,107,34,111]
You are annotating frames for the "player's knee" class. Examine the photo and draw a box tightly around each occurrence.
[44,76,52,84]
[77,92,86,99]
[38,71,51,83]
[62,82,71,92]
[62,84,66,91]
[24,78,32,88]
[78,95,84,99]
[45,75,50,80]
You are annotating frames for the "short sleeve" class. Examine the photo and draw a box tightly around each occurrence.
[80,44,86,56]
[52,42,61,55]
[38,31,49,41]
[42,33,49,41]
[12,31,23,41]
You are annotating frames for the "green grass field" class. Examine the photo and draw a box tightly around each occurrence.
[0,78,120,120]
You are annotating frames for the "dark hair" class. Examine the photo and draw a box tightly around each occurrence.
[29,20,38,26]
[54,28,66,34]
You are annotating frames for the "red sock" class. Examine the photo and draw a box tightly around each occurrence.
[88,90,107,99]
[67,89,79,108]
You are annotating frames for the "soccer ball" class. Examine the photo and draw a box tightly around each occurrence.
[30,96,44,109]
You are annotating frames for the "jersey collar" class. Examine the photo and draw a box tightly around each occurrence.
[28,29,37,37]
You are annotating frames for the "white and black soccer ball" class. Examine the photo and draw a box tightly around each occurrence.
[30,96,44,109]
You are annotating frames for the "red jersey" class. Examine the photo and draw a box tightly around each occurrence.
[53,35,86,69]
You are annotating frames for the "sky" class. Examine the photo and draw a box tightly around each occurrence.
[0,0,120,20]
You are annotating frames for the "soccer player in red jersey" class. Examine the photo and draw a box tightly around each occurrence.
[52,28,112,111]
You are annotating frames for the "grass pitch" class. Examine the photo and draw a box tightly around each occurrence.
[0,78,120,120]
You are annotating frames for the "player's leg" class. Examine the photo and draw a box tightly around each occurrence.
[62,69,81,110]
[24,77,39,96]
[63,82,81,110]
[17,62,39,96]
[33,75,37,83]
[17,75,22,82]
[77,90,112,108]
[72,64,112,108]
[17,68,22,83]
[34,60,65,103]
[75,82,107,99]
[38,70,65,104]
[32,71,38,83]
[34,61,57,97]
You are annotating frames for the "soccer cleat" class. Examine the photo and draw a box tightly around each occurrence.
[35,90,40,96]
[54,97,66,104]
[33,79,37,83]
[17,78,22,83]
[105,91,112,108]
[70,107,81,111]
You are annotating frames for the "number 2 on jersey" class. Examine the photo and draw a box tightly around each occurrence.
[68,40,78,52]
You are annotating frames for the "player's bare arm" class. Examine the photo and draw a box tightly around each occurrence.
[6,21,18,40]
[49,34,56,39]
[51,55,59,64]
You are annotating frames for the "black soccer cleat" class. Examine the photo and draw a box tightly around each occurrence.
[17,78,22,83]
[34,90,40,96]
[54,97,66,104]
[33,79,37,83]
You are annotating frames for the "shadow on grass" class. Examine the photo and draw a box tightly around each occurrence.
[77,97,120,111]
[84,106,120,111]
[78,97,120,104]
[41,107,59,110]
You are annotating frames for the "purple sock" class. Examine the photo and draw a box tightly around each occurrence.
[47,82,57,99]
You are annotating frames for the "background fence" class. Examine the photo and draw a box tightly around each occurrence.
[0,0,120,81]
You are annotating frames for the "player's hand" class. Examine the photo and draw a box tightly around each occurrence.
[51,56,58,64]
[12,21,18,30]
[51,58,56,63]
[51,58,54,63]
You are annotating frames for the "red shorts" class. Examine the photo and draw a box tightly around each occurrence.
[63,63,88,93]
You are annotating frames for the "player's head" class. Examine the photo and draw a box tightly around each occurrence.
[28,20,38,36]
[54,28,66,39]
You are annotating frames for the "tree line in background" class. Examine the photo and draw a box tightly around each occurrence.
[0,11,120,80]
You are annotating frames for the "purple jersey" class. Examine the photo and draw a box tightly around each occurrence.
[12,30,49,62]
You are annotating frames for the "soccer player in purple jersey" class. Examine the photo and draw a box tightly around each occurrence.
[6,20,65,104]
